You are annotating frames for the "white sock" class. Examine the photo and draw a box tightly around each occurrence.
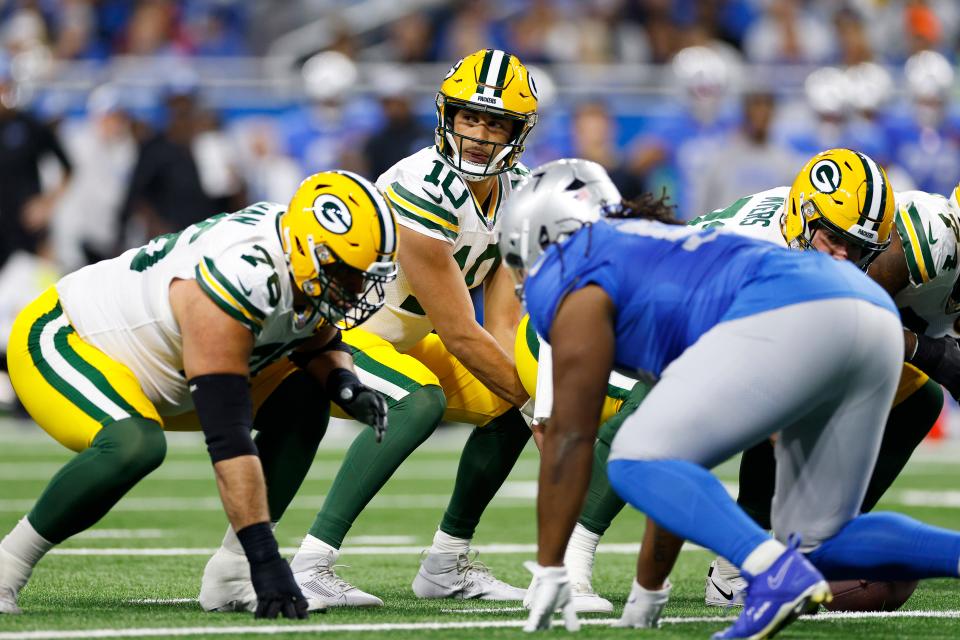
[299,533,339,560]
[741,539,787,576]
[714,555,742,580]
[221,522,278,556]
[430,529,470,556]
[0,517,53,586]
[564,523,601,586]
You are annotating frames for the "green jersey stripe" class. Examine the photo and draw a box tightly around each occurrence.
[399,295,426,316]
[28,305,112,425]
[350,349,422,395]
[525,318,540,360]
[896,215,926,285]
[202,258,266,321]
[392,183,460,225]
[391,202,458,241]
[907,203,937,281]
[195,266,262,335]
[53,325,143,419]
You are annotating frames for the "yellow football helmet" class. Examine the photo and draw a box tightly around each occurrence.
[435,49,538,182]
[280,171,398,329]
[782,148,895,270]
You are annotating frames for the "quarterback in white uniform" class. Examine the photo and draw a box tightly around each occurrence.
[0,171,398,618]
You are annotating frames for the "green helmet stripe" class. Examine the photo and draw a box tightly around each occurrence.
[493,51,509,97]
[477,50,493,95]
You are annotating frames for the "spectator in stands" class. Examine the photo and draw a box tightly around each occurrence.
[0,55,72,269]
[230,117,302,204]
[362,67,430,181]
[743,0,834,64]
[117,81,218,247]
[699,89,799,213]
[886,49,960,196]
[627,46,738,218]
[569,101,645,199]
[51,84,136,271]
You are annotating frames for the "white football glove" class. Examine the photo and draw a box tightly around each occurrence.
[523,561,580,633]
[613,578,672,629]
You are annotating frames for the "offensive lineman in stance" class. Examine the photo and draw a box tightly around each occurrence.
[0,171,398,618]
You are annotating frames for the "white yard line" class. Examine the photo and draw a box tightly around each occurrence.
[49,542,703,557]
[1,611,959,639]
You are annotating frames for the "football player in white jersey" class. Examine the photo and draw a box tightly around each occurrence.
[0,171,399,618]
[198,49,540,611]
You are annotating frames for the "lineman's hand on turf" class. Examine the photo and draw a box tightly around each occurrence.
[339,383,388,443]
[250,556,309,619]
[523,561,579,632]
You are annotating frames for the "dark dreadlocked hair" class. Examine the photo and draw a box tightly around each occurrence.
[604,188,683,225]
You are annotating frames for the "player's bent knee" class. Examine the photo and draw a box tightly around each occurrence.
[94,417,167,478]
[399,385,447,438]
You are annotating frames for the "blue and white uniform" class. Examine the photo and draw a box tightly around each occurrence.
[526,218,903,547]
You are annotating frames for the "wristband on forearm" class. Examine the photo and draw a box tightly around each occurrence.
[909,333,944,374]
[236,521,281,566]
[326,367,361,402]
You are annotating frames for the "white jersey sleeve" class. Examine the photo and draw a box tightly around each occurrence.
[194,240,284,337]
[377,151,461,245]
[687,186,790,247]
[893,191,960,337]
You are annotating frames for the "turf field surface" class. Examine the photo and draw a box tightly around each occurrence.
[1,418,959,639]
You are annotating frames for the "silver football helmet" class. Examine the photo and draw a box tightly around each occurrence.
[499,158,622,298]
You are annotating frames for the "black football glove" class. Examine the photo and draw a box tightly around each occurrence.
[327,368,388,442]
[911,333,960,400]
[250,555,309,620]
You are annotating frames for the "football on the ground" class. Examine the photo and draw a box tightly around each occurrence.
[822,579,919,612]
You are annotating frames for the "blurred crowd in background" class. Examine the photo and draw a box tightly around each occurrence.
[2,0,960,412]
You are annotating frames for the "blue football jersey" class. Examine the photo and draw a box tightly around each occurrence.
[525,219,896,378]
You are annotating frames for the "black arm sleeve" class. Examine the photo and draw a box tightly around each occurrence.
[288,329,351,369]
[189,373,257,463]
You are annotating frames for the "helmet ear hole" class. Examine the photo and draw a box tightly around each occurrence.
[295,237,305,256]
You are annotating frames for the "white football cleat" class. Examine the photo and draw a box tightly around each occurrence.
[198,546,256,612]
[412,551,526,600]
[569,581,613,614]
[292,550,381,609]
[614,578,671,628]
[0,548,27,615]
[705,557,747,607]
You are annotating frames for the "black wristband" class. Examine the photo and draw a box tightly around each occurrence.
[236,522,281,566]
[326,367,361,403]
[910,333,945,375]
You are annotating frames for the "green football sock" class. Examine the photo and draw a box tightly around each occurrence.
[28,417,166,543]
[440,408,531,539]
[308,385,446,548]
[578,381,651,535]
[254,371,330,520]
[861,378,943,512]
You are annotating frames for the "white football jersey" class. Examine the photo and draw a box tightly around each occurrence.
[369,146,529,350]
[692,187,960,338]
[687,186,789,246]
[56,202,320,416]
[893,190,960,338]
